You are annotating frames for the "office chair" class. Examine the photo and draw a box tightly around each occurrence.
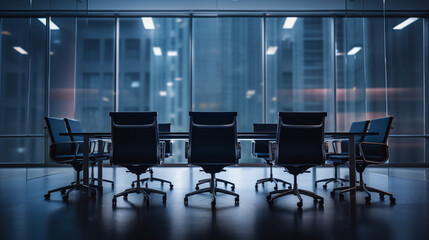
[331,117,396,204]
[266,112,326,208]
[131,123,174,189]
[184,112,240,208]
[64,118,114,189]
[315,120,370,189]
[253,123,292,190]
[43,117,100,202]
[110,112,167,206]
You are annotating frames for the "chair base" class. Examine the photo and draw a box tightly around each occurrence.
[195,177,235,191]
[184,173,239,208]
[331,172,396,204]
[113,174,167,207]
[255,163,292,190]
[131,168,173,189]
[315,164,351,189]
[45,172,98,202]
[72,178,115,189]
[267,174,324,209]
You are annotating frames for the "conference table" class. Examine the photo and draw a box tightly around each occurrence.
[61,131,376,203]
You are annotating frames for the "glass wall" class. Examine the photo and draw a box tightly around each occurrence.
[118,17,190,163]
[266,17,334,131]
[0,15,428,165]
[193,17,263,162]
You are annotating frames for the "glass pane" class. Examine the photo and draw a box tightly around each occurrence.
[388,138,424,164]
[192,17,263,163]
[386,17,423,135]
[49,17,76,118]
[0,18,30,134]
[76,18,115,131]
[0,138,27,163]
[118,17,190,163]
[267,17,334,130]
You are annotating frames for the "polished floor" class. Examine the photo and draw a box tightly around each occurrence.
[0,166,428,240]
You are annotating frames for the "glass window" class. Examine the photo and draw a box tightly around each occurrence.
[76,18,115,131]
[267,17,334,130]
[119,17,190,163]
[192,17,263,163]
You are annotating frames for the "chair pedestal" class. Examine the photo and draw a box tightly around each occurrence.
[112,174,166,207]
[44,170,98,202]
[331,171,395,204]
[255,161,292,190]
[315,164,350,189]
[131,168,173,189]
[267,174,324,208]
[184,173,239,208]
[195,177,235,191]
[72,161,114,189]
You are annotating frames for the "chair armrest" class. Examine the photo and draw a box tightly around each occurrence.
[358,142,389,164]
[268,141,276,163]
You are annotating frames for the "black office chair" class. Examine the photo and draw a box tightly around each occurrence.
[43,117,100,201]
[184,112,240,208]
[131,123,174,189]
[110,112,167,206]
[331,117,396,204]
[64,118,114,189]
[315,120,370,189]
[253,123,292,190]
[266,112,326,208]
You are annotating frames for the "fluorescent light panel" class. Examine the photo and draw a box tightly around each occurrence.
[141,17,155,30]
[266,46,278,55]
[166,82,173,87]
[13,46,28,55]
[347,46,362,56]
[159,91,167,96]
[283,17,298,29]
[153,47,162,56]
[38,18,59,30]
[393,17,419,30]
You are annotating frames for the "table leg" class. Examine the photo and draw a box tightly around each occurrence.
[348,135,356,204]
[97,140,103,189]
[83,135,89,190]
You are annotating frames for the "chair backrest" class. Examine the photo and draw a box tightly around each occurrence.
[64,118,84,142]
[45,117,70,144]
[109,112,160,166]
[349,120,370,142]
[188,112,238,166]
[276,112,327,166]
[363,117,393,143]
[159,123,172,156]
[253,123,277,157]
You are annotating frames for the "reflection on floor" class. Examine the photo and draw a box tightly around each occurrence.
[0,167,428,240]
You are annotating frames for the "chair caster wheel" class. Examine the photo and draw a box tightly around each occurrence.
[266,195,271,201]
[318,199,324,207]
[390,197,396,204]
[111,183,114,189]
[44,194,50,200]
[297,201,303,208]
[330,191,335,197]
[123,194,128,200]
[268,200,274,207]
[145,183,148,188]
[323,185,327,189]
[170,184,174,190]
[112,198,117,206]
[60,190,66,195]
[365,196,371,204]
[274,186,278,191]
[313,199,318,205]
[162,195,167,203]
[131,183,135,188]
[255,185,258,190]
[339,193,344,200]
[288,185,292,190]
[340,182,344,186]
[184,197,188,206]
[379,193,385,200]
[231,186,235,191]
[63,195,69,202]
[195,186,199,190]
[235,197,239,205]
[282,183,286,187]
[211,200,216,208]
